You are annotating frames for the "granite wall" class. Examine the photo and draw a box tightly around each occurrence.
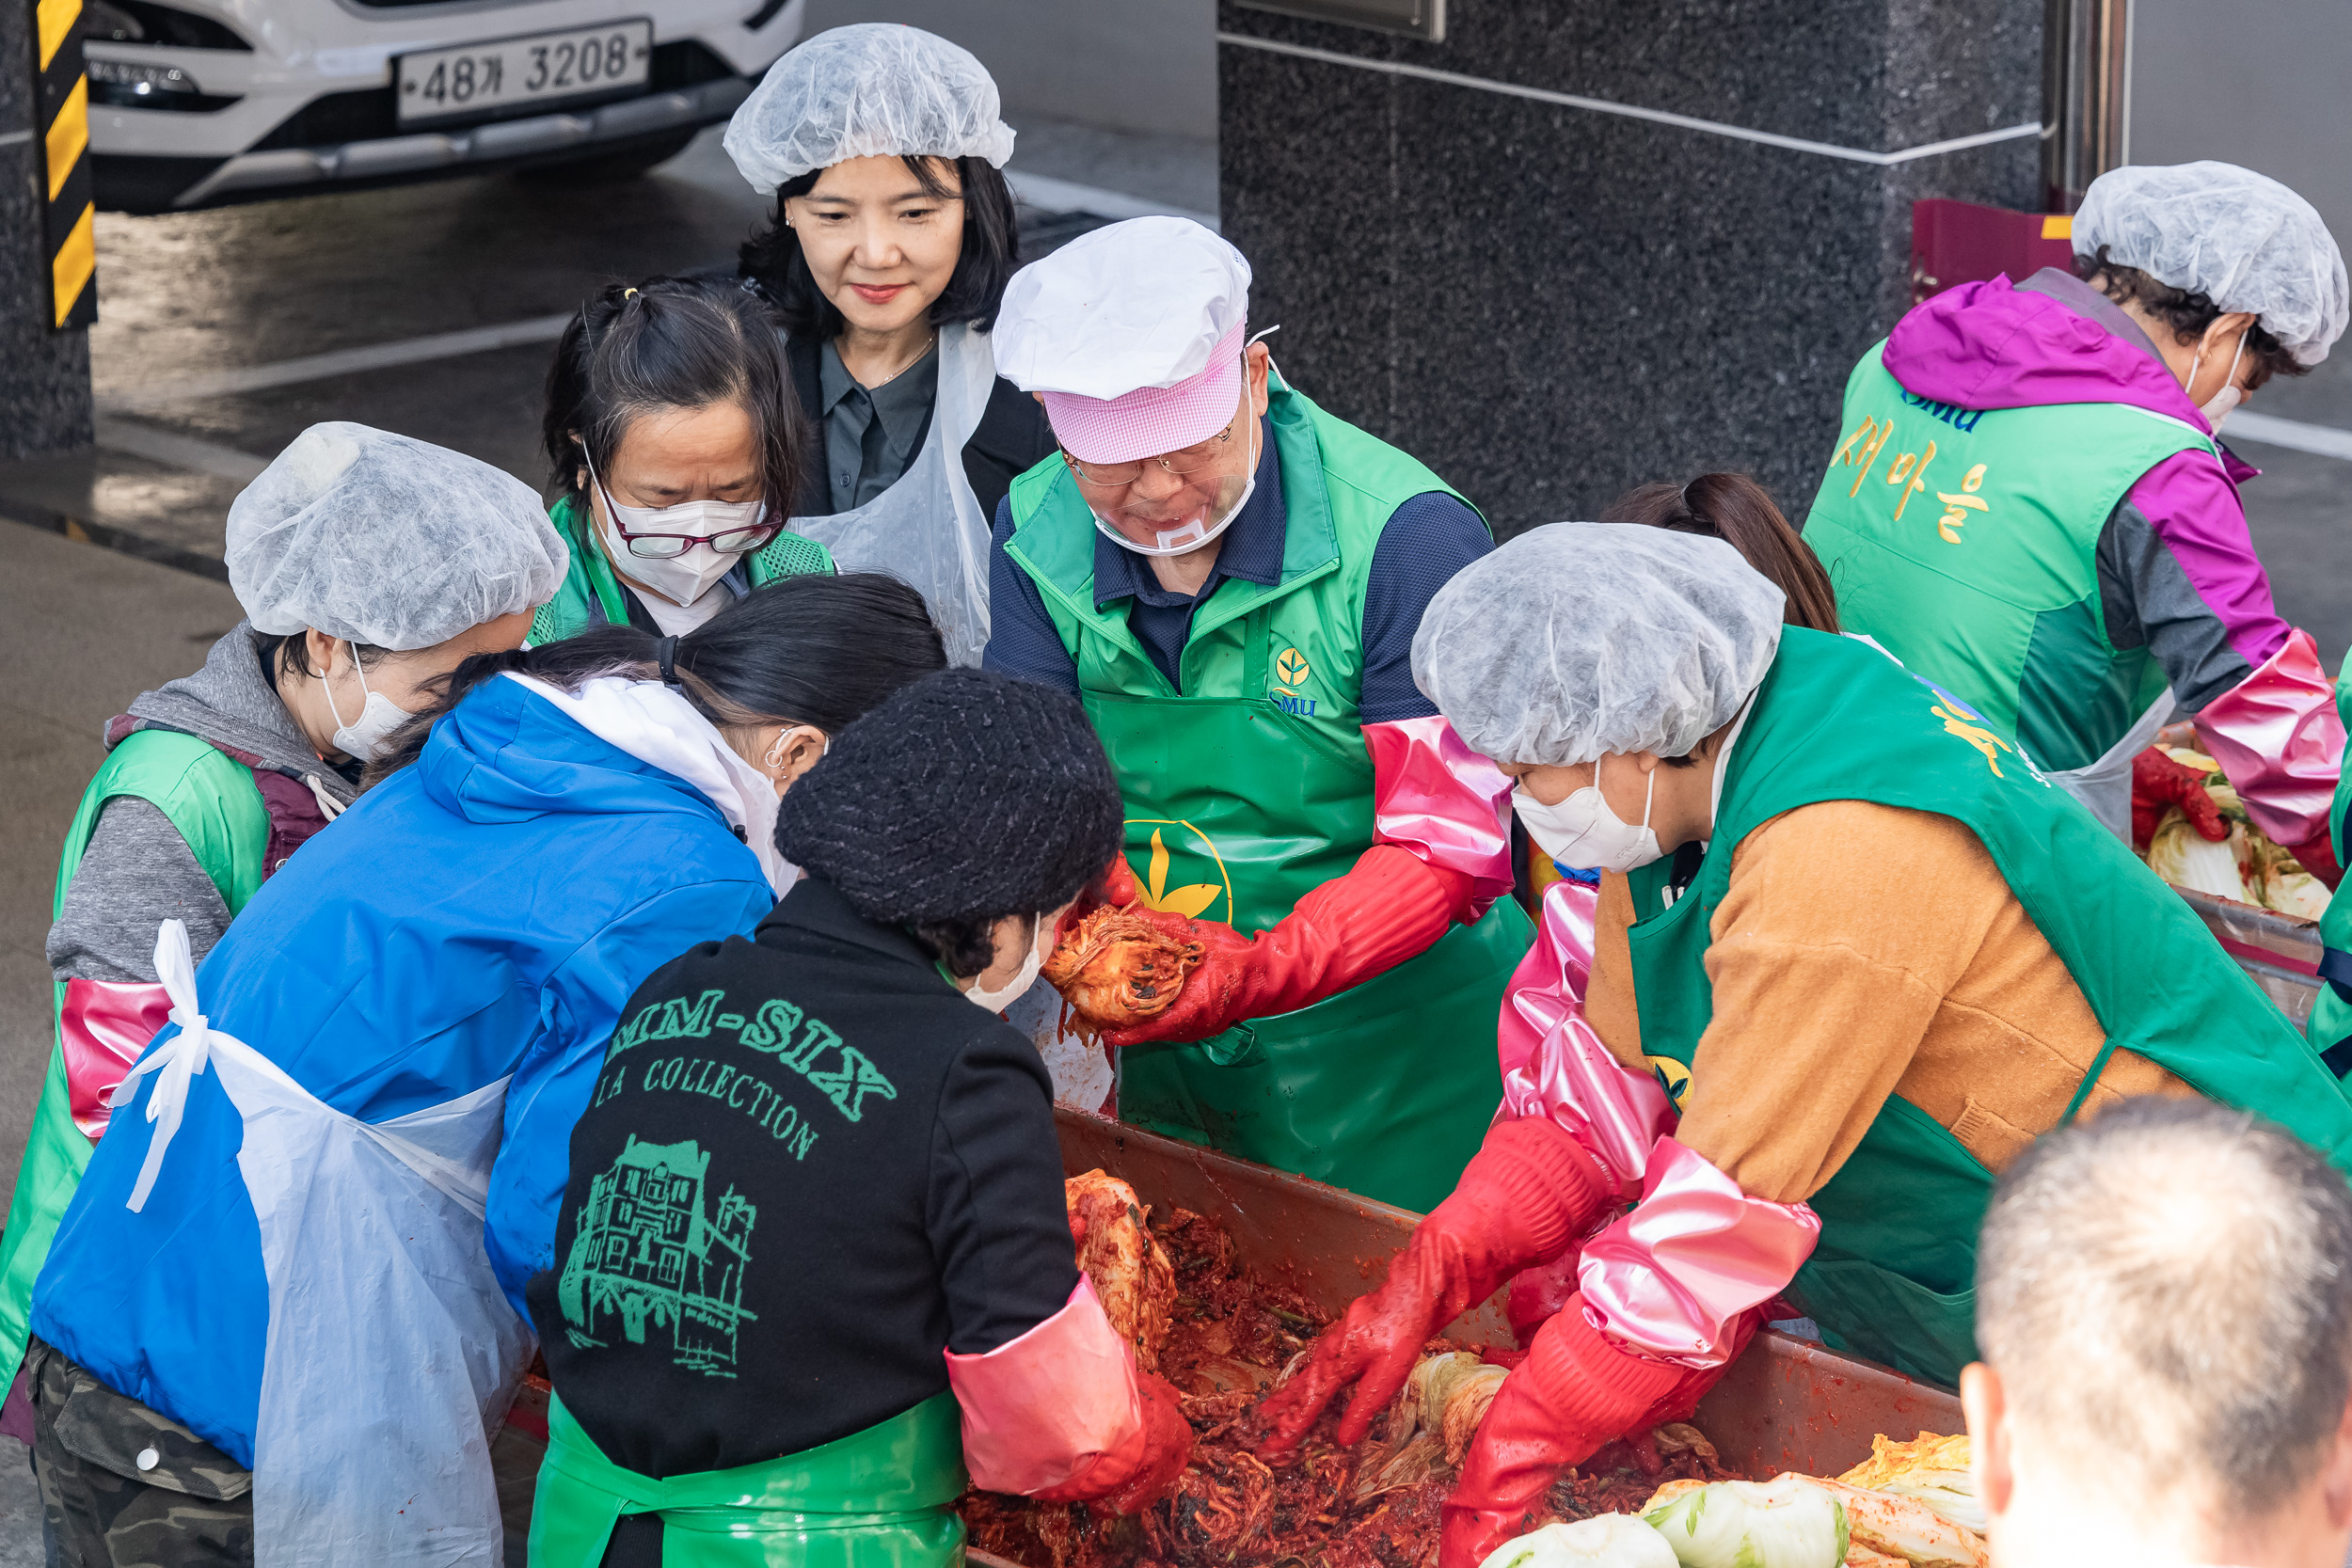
[1219,0,2041,534]
[1,0,93,462]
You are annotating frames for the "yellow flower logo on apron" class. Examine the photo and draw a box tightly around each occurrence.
[1125,819,1233,922]
[1646,1054,1691,1111]
[1270,648,1316,717]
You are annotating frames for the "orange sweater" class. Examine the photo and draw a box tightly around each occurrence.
[1586,799,2194,1204]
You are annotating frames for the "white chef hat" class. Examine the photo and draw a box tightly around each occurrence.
[992,217,1254,463]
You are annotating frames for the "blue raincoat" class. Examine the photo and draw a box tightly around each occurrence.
[30,675,774,1466]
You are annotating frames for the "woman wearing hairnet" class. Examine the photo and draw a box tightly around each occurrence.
[0,421,558,1460]
[531,276,837,643]
[1256,524,2352,1568]
[1804,162,2348,876]
[18,441,946,1560]
[723,24,1055,665]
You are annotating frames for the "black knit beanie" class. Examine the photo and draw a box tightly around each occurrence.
[774,668,1123,925]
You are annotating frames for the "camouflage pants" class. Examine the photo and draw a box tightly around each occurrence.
[25,1337,253,1568]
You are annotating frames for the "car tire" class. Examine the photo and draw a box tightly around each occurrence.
[516,127,699,185]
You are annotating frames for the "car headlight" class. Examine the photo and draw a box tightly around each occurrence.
[83,0,250,49]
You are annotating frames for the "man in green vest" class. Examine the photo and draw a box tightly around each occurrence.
[1803,162,2346,871]
[1256,522,2352,1568]
[981,216,1532,1213]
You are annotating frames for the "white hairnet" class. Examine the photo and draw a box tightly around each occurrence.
[1411,523,1786,767]
[723,24,1015,196]
[2074,161,2348,366]
[228,422,569,650]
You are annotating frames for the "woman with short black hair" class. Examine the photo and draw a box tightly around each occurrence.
[534,275,833,644]
[724,23,1056,664]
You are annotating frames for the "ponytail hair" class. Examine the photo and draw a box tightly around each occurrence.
[363,572,946,787]
[1602,472,1841,635]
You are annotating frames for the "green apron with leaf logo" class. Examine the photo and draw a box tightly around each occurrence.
[1624,628,2352,1387]
[531,494,835,645]
[1004,379,1530,1215]
[530,1391,967,1568]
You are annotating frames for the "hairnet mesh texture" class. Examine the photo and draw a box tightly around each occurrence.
[1411,522,1786,767]
[2075,161,2348,365]
[724,23,1016,195]
[227,421,569,649]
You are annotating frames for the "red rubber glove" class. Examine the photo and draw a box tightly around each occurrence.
[2132,747,2228,849]
[1032,1370,1193,1513]
[1438,1298,1685,1568]
[1103,845,1470,1048]
[1255,1119,1612,1460]
[1057,854,1142,944]
[2287,830,2344,890]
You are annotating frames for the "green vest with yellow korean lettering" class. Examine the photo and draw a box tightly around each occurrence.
[1623,628,2352,1387]
[1002,378,1531,1214]
[1803,343,2215,771]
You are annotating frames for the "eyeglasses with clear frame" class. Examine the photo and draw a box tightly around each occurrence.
[1061,419,1239,489]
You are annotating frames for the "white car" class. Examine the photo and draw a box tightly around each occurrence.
[82,0,805,213]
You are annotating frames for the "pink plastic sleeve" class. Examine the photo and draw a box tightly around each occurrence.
[1495,880,1676,1197]
[1576,1136,1820,1368]
[1363,716,1514,920]
[58,977,173,1140]
[2194,627,2345,851]
[944,1275,1142,1496]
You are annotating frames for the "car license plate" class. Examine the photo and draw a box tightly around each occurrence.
[396,19,652,127]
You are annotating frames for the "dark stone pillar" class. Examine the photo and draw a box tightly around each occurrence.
[1219,0,2041,532]
[2,0,94,462]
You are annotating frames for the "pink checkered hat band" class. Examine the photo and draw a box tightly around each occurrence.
[1040,324,1247,464]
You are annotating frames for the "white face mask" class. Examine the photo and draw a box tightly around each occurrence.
[2186,332,2250,434]
[321,644,411,761]
[1090,383,1263,560]
[965,913,1047,1012]
[586,454,765,608]
[1514,755,1664,875]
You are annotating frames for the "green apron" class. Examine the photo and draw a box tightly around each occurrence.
[530,1391,967,1568]
[0,730,270,1381]
[1624,629,2352,1387]
[531,494,835,645]
[1003,379,1530,1214]
[1802,344,2210,771]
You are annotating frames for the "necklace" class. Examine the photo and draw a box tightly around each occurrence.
[852,331,937,390]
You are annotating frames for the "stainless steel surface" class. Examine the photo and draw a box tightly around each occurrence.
[2042,0,2131,211]
[2170,884,2323,1023]
[1232,0,1443,42]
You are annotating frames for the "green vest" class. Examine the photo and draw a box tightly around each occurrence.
[1803,346,2215,771]
[530,494,835,645]
[1003,379,1531,1214]
[529,1390,967,1568]
[0,731,273,1380]
[1624,629,2352,1387]
[2307,670,2352,1059]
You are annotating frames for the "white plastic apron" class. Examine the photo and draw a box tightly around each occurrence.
[119,921,532,1568]
[787,321,997,668]
[2050,687,2175,842]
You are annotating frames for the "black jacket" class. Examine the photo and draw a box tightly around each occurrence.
[785,330,1055,523]
[528,875,1077,1478]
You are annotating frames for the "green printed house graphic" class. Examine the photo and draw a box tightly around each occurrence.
[558,1135,757,1376]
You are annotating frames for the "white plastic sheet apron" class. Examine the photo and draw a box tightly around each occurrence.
[119,920,532,1568]
[787,320,997,667]
[2049,687,2176,842]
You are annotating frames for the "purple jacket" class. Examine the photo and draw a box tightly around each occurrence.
[1880,270,2341,859]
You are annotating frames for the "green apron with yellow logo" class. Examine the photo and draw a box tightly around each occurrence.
[1625,628,2352,1387]
[1803,344,2213,773]
[531,494,835,646]
[530,1390,967,1568]
[1003,379,1530,1214]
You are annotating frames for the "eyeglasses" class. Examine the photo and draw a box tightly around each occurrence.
[610,516,779,559]
[1061,420,1238,488]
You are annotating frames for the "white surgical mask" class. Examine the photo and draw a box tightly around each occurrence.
[1514,755,1664,875]
[2186,333,2250,434]
[586,455,765,608]
[966,913,1047,1012]
[1091,375,1263,559]
[321,643,411,762]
